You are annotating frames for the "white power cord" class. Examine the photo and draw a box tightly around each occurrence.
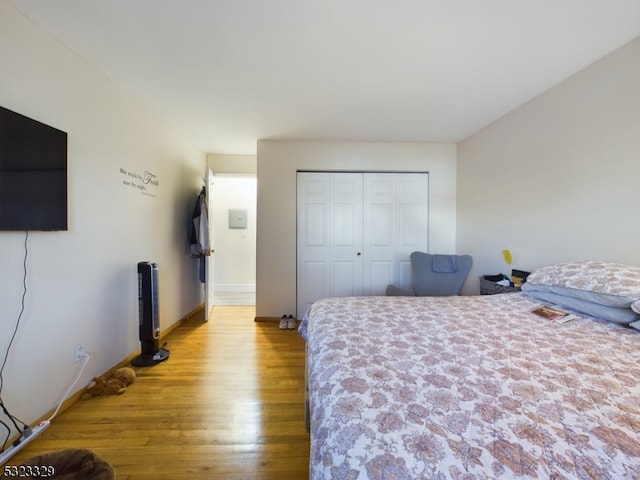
[0,352,90,465]
[46,352,90,422]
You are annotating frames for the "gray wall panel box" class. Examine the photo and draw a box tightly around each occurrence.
[228,209,248,229]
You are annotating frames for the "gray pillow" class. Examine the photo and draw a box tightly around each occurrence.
[523,290,640,324]
[521,283,638,308]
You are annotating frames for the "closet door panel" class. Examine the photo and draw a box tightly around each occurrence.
[394,173,429,289]
[397,203,422,246]
[302,261,327,306]
[370,203,393,246]
[363,173,396,295]
[330,173,363,298]
[297,173,332,318]
[399,260,413,288]
[362,173,428,295]
[396,174,429,249]
[297,172,363,318]
[333,261,359,297]
[332,204,357,245]
[369,260,394,294]
[297,171,427,317]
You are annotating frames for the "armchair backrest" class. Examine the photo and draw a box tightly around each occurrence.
[410,252,473,296]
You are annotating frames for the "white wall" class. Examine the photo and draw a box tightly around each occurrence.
[457,36,640,294]
[256,140,457,318]
[0,1,205,434]
[208,153,257,175]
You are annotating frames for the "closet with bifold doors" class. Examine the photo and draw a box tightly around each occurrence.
[296,171,429,319]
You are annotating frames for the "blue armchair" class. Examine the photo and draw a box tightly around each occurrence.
[386,252,473,296]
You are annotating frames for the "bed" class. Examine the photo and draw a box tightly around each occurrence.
[300,261,640,479]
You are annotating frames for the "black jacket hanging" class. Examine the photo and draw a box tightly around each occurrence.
[189,187,211,283]
[189,186,212,257]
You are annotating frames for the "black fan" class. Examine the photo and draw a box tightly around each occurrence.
[132,262,169,367]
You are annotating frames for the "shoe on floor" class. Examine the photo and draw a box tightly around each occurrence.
[279,315,288,330]
[287,314,297,329]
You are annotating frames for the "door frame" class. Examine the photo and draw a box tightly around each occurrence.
[204,166,215,321]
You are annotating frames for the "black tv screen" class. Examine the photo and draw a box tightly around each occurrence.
[0,106,67,231]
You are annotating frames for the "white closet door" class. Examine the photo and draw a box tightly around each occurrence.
[362,173,428,295]
[296,171,428,318]
[296,172,363,318]
[330,173,364,297]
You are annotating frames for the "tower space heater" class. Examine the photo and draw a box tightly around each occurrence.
[132,262,170,367]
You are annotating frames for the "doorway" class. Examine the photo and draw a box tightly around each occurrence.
[211,174,257,306]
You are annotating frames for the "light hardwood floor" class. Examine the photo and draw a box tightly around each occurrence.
[6,306,310,479]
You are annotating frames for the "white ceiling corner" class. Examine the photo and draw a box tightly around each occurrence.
[7,0,640,154]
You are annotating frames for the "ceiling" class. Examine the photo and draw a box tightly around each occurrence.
[7,0,640,154]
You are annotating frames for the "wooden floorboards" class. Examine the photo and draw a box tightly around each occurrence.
[5,306,310,479]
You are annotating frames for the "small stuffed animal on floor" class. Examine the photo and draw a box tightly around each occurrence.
[81,367,136,400]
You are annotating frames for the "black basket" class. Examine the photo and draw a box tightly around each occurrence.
[479,277,521,295]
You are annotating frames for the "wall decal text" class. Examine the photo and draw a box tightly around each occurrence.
[119,168,159,197]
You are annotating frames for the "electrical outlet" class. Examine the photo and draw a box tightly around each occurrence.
[74,344,86,362]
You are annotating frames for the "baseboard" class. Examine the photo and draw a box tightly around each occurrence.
[180,303,206,323]
[31,303,206,426]
[214,284,256,293]
[254,316,281,323]
[121,303,204,365]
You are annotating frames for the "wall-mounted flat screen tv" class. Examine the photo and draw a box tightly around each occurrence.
[0,106,68,231]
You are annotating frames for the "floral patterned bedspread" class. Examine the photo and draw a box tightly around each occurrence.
[302,294,640,479]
